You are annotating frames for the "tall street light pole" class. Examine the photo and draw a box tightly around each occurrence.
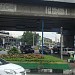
[33,31,36,47]
[33,33,34,47]
[61,27,63,59]
[42,19,44,55]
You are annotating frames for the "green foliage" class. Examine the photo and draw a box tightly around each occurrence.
[7,47,19,54]
[44,55,64,62]
[21,31,39,45]
[0,48,5,51]
[21,31,32,45]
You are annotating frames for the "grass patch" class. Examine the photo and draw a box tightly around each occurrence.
[0,54,65,63]
[44,55,64,62]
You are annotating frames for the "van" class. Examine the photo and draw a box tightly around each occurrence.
[63,48,74,55]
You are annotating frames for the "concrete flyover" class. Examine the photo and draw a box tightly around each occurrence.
[0,2,74,31]
[0,1,75,47]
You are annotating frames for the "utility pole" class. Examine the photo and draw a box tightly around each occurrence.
[61,27,63,59]
[42,19,44,55]
[33,33,34,47]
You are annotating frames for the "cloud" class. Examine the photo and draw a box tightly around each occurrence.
[5,31,60,41]
[36,32,60,41]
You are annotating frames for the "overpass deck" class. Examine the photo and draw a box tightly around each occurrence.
[0,0,75,8]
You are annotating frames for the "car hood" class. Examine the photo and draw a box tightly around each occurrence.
[0,63,24,71]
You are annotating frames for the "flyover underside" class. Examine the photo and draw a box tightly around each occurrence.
[0,14,75,32]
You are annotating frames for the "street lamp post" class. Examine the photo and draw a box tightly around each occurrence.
[33,33,34,47]
[42,19,44,55]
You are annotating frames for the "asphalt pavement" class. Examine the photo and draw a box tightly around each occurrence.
[0,51,7,54]
[27,73,62,75]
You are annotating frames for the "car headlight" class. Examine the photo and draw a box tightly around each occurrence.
[4,69,16,74]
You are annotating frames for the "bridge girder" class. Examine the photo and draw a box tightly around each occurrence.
[0,14,74,32]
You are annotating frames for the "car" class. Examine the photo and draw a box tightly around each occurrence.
[0,58,26,75]
[52,46,61,54]
[20,45,34,54]
[63,48,74,55]
[39,46,51,54]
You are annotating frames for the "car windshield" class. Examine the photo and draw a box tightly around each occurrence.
[0,59,9,65]
[40,46,49,49]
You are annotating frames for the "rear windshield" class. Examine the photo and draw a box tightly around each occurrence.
[63,48,74,51]
[68,48,74,51]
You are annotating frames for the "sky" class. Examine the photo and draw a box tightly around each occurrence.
[6,31,60,41]
[37,32,60,41]
[44,0,75,3]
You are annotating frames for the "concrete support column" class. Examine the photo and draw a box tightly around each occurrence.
[63,35,74,48]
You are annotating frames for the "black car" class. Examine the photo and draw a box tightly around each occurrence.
[20,45,34,54]
[39,46,51,54]
[52,46,61,54]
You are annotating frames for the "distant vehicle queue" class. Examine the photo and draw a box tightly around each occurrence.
[52,46,74,55]
[20,45,34,54]
[20,45,74,56]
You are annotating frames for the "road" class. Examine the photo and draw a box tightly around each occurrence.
[0,51,7,54]
[27,73,62,75]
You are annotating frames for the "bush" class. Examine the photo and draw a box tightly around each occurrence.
[0,54,64,63]
[0,48,5,51]
[8,47,19,54]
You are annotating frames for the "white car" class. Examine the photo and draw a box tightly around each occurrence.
[0,59,26,75]
[63,48,74,55]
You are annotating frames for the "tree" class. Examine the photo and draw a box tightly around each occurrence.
[21,31,39,45]
[8,47,19,54]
